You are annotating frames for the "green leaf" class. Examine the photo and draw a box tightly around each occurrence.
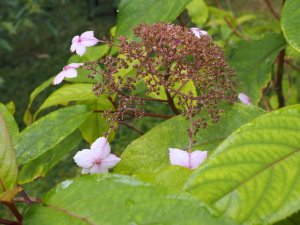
[34,84,99,119]
[79,99,115,144]
[281,0,300,52]
[24,174,235,225]
[18,130,81,184]
[185,104,300,225]
[275,211,300,225]
[226,33,286,104]
[0,104,18,194]
[116,0,192,39]
[186,0,208,26]
[115,104,264,188]
[24,77,53,125]
[16,105,91,165]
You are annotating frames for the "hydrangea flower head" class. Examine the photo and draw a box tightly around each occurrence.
[53,63,83,85]
[169,148,207,169]
[238,93,252,105]
[73,137,120,174]
[71,31,99,56]
[191,27,209,38]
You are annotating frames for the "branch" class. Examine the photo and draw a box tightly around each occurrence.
[94,110,174,119]
[165,88,180,115]
[285,59,300,74]
[119,121,144,135]
[3,203,22,224]
[264,0,280,20]
[275,49,286,108]
[0,218,19,225]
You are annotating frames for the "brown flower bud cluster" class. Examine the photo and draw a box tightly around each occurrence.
[93,23,237,135]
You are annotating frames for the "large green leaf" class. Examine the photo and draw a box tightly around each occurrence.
[18,130,81,184]
[115,104,264,188]
[226,33,286,104]
[115,0,192,39]
[24,174,235,225]
[79,99,115,144]
[34,84,100,119]
[16,105,91,165]
[23,77,53,125]
[275,211,300,225]
[186,0,208,26]
[185,104,300,225]
[0,104,18,194]
[281,0,300,52]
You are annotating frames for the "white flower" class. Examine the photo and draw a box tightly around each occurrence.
[169,148,207,169]
[238,93,252,105]
[191,27,210,38]
[73,137,121,174]
[70,31,99,56]
[53,63,83,85]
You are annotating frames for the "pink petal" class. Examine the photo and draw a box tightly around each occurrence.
[75,44,86,56]
[89,164,109,174]
[238,93,252,105]
[80,31,99,47]
[190,150,207,169]
[70,42,79,52]
[63,69,77,78]
[53,71,66,85]
[73,149,95,168]
[169,148,190,168]
[90,137,111,159]
[102,154,121,169]
[72,35,80,43]
[80,31,95,39]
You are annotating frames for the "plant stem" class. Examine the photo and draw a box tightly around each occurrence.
[264,0,280,20]
[3,203,22,224]
[0,218,19,225]
[275,49,285,108]
[165,88,180,115]
[119,121,144,135]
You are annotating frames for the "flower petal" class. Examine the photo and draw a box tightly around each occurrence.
[72,35,80,43]
[63,69,77,78]
[80,31,95,39]
[169,148,190,168]
[91,137,111,159]
[53,71,66,85]
[102,154,121,169]
[73,149,95,168]
[70,42,79,52]
[90,164,109,174]
[75,44,86,56]
[190,150,207,169]
[238,93,252,105]
[80,31,99,47]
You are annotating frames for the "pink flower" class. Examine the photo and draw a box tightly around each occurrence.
[73,137,120,174]
[53,63,83,85]
[238,93,252,105]
[70,31,99,56]
[169,148,207,169]
[191,27,209,38]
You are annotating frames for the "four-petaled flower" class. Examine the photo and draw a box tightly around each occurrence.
[74,137,121,174]
[71,31,99,56]
[238,93,252,105]
[169,148,207,169]
[191,27,210,38]
[53,63,84,85]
